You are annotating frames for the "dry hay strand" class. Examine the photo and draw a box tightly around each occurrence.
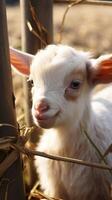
[28,181,63,200]
[27,1,50,48]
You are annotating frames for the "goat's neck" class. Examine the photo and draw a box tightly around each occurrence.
[47,102,93,157]
[59,102,92,139]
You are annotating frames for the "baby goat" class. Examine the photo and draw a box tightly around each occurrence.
[10,45,112,200]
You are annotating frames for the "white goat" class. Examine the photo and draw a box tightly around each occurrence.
[10,45,112,200]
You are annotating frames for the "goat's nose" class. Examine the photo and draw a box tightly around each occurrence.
[35,100,50,113]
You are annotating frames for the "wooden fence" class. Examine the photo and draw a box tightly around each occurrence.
[0,1,25,199]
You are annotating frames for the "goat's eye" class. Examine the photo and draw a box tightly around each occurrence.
[69,80,81,89]
[30,80,34,86]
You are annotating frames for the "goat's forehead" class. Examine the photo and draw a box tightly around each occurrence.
[30,45,89,81]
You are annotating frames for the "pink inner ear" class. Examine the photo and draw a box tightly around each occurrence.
[93,59,112,84]
[10,51,30,75]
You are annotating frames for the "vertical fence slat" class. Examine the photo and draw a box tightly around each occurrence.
[20,0,53,187]
[0,1,25,199]
[20,0,53,126]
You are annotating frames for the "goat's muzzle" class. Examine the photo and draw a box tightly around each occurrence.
[33,99,59,128]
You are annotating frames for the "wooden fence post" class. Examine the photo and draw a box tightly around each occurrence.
[20,0,53,126]
[0,1,25,199]
[20,0,53,187]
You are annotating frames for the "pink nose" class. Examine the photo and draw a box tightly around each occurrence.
[35,100,50,113]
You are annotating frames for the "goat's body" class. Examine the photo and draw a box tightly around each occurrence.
[10,45,112,200]
[35,85,112,200]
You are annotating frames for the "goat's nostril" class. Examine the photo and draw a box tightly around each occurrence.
[35,101,50,113]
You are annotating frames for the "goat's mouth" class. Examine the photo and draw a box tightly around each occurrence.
[34,111,60,129]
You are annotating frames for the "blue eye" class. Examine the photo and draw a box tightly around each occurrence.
[69,80,81,89]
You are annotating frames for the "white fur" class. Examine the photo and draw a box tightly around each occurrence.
[30,45,112,200]
[12,45,112,200]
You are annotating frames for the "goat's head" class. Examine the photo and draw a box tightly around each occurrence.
[10,45,112,129]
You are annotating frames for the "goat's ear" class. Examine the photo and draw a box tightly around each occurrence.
[89,55,112,85]
[10,47,34,76]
